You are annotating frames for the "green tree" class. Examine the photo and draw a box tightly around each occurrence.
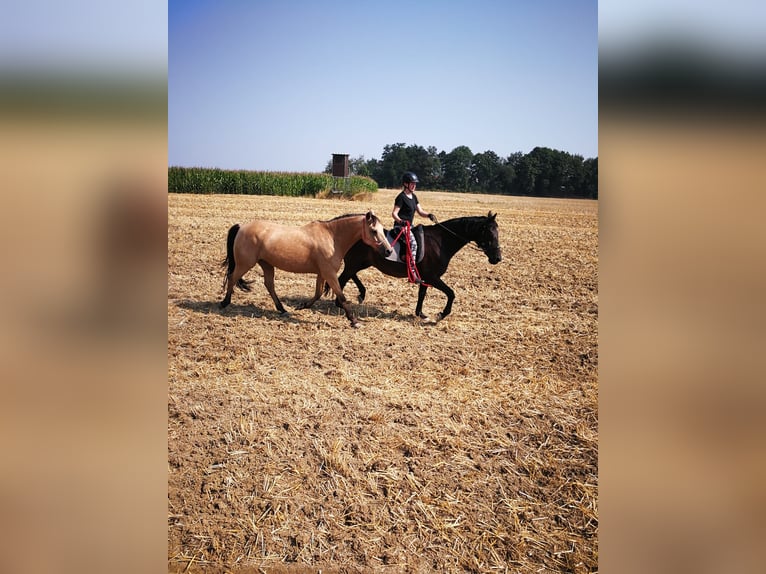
[496,161,516,195]
[400,144,443,189]
[379,143,409,188]
[511,153,539,196]
[525,147,555,196]
[471,150,502,193]
[365,157,382,182]
[442,145,473,192]
[561,153,585,198]
[425,146,443,188]
[353,142,596,198]
[583,157,598,199]
[349,155,369,176]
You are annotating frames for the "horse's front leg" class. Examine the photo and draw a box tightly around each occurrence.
[323,274,358,327]
[296,275,324,310]
[421,277,454,321]
[259,261,287,314]
[415,283,429,319]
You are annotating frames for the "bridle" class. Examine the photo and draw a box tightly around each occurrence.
[365,215,387,248]
[432,219,496,255]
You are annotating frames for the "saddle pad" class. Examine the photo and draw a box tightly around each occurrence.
[384,225,425,263]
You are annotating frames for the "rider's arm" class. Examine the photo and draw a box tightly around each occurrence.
[416,204,431,219]
[392,205,404,224]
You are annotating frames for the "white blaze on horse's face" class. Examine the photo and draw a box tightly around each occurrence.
[364,211,392,255]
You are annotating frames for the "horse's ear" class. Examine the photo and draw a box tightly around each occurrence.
[488,211,496,221]
[366,210,375,223]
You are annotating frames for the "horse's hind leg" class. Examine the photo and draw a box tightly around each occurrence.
[221,262,248,308]
[297,275,323,310]
[259,262,287,314]
[220,225,240,308]
[336,266,366,305]
[350,274,366,304]
[221,281,234,308]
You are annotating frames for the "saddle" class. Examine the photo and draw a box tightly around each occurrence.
[384,224,425,264]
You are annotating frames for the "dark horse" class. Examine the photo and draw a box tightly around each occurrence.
[327,212,502,321]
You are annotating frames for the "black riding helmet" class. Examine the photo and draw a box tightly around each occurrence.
[402,171,419,185]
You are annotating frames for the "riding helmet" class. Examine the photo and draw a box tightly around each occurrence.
[402,171,419,185]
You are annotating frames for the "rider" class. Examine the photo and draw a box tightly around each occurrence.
[392,171,436,284]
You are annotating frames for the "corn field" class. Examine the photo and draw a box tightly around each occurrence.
[168,167,377,198]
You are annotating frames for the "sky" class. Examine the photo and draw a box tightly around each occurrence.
[168,0,598,172]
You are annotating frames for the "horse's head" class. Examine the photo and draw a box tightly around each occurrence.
[363,211,393,256]
[478,211,502,264]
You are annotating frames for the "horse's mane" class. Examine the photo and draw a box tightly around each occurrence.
[325,213,365,222]
[324,212,383,224]
[439,215,493,233]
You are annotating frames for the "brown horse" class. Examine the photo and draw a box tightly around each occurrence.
[220,211,392,326]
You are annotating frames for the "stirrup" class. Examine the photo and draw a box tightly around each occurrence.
[408,265,422,284]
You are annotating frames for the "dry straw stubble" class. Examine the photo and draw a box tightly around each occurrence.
[168,189,598,572]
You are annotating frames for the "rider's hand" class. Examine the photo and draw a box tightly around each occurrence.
[428,213,437,222]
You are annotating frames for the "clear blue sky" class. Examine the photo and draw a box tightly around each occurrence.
[169,0,598,172]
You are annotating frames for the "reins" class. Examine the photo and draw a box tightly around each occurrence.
[432,219,486,254]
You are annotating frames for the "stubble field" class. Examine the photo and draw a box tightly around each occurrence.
[168,189,598,572]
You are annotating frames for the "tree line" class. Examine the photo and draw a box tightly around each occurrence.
[325,143,597,199]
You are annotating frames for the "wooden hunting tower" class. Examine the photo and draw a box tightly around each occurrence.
[331,153,350,195]
[331,153,349,177]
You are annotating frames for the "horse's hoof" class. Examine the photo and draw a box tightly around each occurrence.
[350,322,361,328]
[220,300,229,309]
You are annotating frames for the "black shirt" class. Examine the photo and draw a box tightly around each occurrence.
[394,191,419,225]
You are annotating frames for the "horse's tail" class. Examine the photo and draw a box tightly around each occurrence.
[221,224,253,292]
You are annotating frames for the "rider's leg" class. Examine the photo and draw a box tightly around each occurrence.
[407,230,421,283]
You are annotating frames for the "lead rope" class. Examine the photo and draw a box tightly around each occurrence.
[392,221,429,286]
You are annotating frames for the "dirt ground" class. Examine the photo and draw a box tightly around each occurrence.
[168,190,598,572]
